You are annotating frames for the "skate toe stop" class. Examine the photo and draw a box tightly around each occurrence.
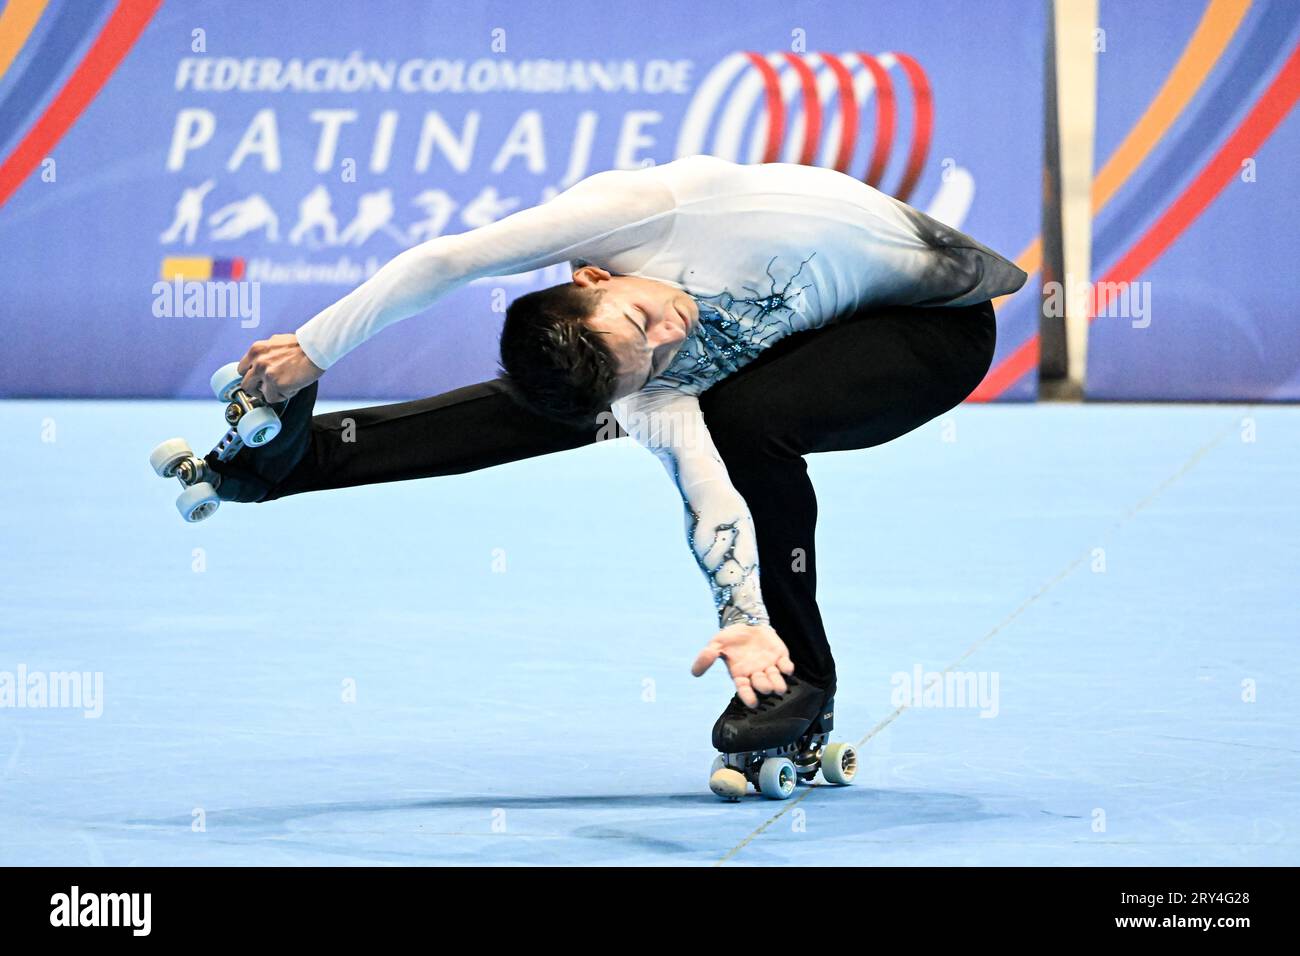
[709,768,747,801]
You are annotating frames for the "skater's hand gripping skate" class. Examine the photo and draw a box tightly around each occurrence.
[691,622,795,708]
[237,334,324,403]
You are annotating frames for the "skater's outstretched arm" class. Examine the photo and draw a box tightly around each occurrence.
[612,389,794,707]
[296,167,674,369]
[235,167,677,402]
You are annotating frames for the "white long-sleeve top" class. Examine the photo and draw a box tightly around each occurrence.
[296,155,1027,626]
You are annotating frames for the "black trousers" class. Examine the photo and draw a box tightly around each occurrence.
[267,300,997,687]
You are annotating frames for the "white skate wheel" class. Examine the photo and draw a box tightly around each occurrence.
[820,742,857,785]
[758,757,798,800]
[210,362,244,401]
[149,438,193,477]
[709,767,747,801]
[237,404,281,447]
[176,482,221,522]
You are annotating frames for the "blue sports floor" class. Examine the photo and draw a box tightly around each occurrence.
[1,401,1296,866]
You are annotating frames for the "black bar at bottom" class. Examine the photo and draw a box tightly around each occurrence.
[0,865,1282,940]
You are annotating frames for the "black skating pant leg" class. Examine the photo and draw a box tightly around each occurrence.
[695,300,997,689]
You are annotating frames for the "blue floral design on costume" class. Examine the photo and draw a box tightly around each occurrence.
[654,254,816,395]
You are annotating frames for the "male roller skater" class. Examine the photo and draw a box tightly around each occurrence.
[209,155,1026,778]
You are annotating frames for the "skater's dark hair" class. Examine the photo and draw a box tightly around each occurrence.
[498,282,619,426]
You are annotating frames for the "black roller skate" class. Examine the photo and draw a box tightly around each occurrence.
[709,675,857,801]
[203,378,319,504]
[147,363,318,521]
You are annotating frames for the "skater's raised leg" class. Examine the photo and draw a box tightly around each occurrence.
[205,378,607,503]
[267,379,603,499]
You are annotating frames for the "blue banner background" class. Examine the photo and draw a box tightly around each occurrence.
[0,0,1045,400]
[1085,0,1300,401]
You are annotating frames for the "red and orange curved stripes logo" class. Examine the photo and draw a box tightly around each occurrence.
[974,0,1300,400]
[679,50,933,204]
[0,0,162,210]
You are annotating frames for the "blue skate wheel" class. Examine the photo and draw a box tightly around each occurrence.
[176,482,220,522]
[758,757,798,800]
[820,743,857,785]
[210,362,243,401]
[149,438,193,477]
[237,404,281,446]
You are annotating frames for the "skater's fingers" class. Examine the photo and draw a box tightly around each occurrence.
[734,676,759,709]
[749,668,777,696]
[237,340,268,374]
[777,655,795,676]
[240,368,264,400]
[690,642,723,677]
[765,666,789,696]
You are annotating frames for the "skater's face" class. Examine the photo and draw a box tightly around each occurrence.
[575,266,698,398]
